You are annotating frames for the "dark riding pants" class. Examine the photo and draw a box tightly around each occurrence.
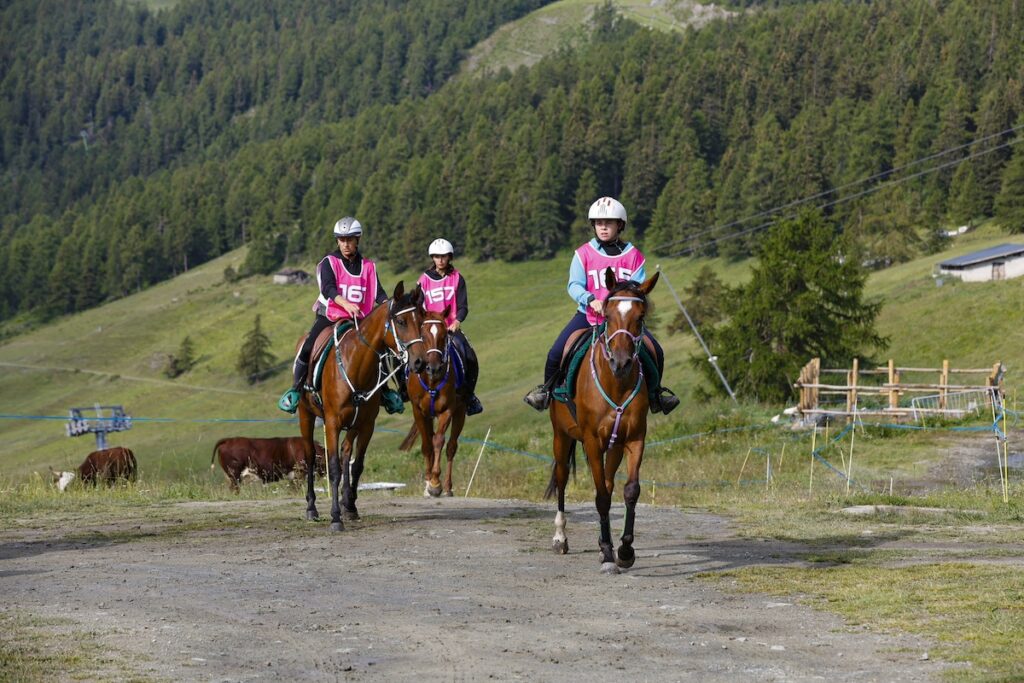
[298,314,334,364]
[450,330,479,394]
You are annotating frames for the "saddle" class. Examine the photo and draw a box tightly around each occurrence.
[305,320,354,393]
[552,325,661,405]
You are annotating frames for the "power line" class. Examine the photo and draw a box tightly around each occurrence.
[650,122,1024,255]
[661,133,1024,258]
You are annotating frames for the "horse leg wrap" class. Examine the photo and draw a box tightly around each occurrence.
[623,480,641,507]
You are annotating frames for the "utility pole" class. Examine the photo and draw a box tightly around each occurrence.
[656,265,738,404]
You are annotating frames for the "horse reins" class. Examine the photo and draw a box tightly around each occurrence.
[415,320,452,418]
[590,295,646,451]
[334,303,423,427]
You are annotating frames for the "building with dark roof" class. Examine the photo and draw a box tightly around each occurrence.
[937,243,1024,282]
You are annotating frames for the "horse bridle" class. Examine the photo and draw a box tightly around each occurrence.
[414,319,453,417]
[333,301,424,417]
[599,296,646,361]
[590,294,647,450]
[382,303,425,365]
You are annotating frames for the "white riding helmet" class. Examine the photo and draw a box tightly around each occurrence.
[588,197,628,225]
[333,216,363,237]
[428,238,455,256]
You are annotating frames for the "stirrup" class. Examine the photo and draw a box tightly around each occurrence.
[523,385,551,411]
[466,395,484,416]
[382,389,405,415]
[278,389,301,414]
[651,387,680,415]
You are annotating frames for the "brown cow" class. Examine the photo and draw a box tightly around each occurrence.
[52,446,137,491]
[211,437,326,493]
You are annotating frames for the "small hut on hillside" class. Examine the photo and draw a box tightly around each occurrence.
[272,268,310,285]
[937,244,1024,282]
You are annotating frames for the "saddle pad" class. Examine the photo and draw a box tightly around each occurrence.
[310,320,354,391]
[552,327,661,404]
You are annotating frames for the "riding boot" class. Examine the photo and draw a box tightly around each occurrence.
[523,375,556,411]
[649,386,680,415]
[462,343,483,416]
[277,359,309,414]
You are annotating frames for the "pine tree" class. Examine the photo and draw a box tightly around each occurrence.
[995,141,1024,233]
[699,211,887,403]
[946,163,985,228]
[236,315,276,384]
[666,265,729,337]
[165,335,197,378]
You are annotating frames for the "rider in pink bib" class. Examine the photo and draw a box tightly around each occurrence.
[417,238,483,415]
[278,216,392,413]
[523,197,679,414]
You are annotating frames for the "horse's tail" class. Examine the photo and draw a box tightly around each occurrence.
[398,423,419,452]
[544,440,576,500]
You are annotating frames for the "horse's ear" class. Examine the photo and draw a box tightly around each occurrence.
[639,271,660,296]
[441,303,451,321]
[411,283,424,308]
[604,267,617,291]
[390,280,405,308]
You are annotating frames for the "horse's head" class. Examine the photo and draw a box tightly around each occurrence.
[420,309,451,381]
[601,267,658,379]
[386,281,428,374]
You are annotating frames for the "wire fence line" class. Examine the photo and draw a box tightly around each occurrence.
[4,407,1017,495]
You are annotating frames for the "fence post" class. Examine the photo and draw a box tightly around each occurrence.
[888,359,898,411]
[847,358,859,416]
[940,359,950,409]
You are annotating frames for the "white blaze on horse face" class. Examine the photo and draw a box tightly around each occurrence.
[428,322,441,342]
[616,299,635,318]
[57,471,76,491]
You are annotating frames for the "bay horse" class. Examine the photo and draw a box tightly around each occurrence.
[546,268,660,573]
[398,307,467,497]
[296,282,427,531]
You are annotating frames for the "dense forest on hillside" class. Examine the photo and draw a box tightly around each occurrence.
[0,0,551,221]
[2,0,1024,324]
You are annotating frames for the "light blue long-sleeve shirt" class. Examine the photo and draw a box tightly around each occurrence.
[567,239,647,314]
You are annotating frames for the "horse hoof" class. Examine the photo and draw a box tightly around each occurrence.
[552,539,568,555]
[616,548,636,569]
[600,562,620,575]
[343,509,360,522]
[425,484,442,498]
[443,490,453,498]
[329,521,344,532]
[306,510,319,521]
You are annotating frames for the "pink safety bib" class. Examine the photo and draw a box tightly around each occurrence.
[575,242,646,325]
[418,269,461,327]
[313,255,378,321]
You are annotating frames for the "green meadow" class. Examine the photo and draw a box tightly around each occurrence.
[458,0,736,77]
[3,226,1024,679]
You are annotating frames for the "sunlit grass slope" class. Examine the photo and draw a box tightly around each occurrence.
[459,0,737,77]
[2,222,1022,501]
[870,223,1024,377]
[0,246,745,483]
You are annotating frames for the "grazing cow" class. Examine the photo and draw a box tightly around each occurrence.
[211,437,326,493]
[51,446,138,491]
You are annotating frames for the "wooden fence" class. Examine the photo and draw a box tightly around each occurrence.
[794,358,1006,420]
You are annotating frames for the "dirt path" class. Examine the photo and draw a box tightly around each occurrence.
[2,496,948,681]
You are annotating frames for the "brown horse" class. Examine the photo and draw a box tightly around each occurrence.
[399,308,467,497]
[546,268,660,573]
[296,282,427,531]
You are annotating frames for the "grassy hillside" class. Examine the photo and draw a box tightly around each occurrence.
[0,247,748,482]
[459,0,737,76]
[1,226,1020,495]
